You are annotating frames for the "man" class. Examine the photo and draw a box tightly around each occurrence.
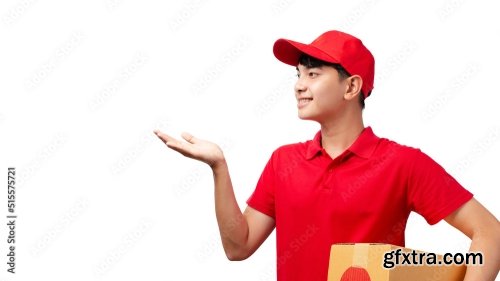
[154,30,499,281]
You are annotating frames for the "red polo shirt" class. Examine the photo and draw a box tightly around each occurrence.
[246,127,473,281]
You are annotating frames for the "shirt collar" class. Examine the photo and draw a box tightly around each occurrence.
[305,126,380,160]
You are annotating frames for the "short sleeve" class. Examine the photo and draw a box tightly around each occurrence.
[407,149,473,225]
[246,151,277,219]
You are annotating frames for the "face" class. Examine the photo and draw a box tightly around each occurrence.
[295,64,348,122]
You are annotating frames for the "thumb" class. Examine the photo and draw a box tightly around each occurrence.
[181,132,197,144]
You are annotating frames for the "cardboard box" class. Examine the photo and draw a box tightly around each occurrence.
[327,243,466,281]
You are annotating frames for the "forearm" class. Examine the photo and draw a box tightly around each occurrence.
[211,159,249,259]
[463,228,500,281]
[153,131,252,258]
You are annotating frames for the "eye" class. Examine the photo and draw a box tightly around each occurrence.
[296,72,300,78]
[308,72,318,78]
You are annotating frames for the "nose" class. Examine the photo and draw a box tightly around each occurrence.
[294,78,306,96]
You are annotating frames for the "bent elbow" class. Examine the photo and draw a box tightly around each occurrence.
[226,254,246,261]
[225,249,251,261]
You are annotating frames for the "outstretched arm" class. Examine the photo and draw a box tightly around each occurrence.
[445,198,500,281]
[154,130,275,260]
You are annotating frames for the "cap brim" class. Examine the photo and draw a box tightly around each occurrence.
[273,38,340,66]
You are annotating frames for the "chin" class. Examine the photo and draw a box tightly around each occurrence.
[297,112,318,122]
[297,112,308,120]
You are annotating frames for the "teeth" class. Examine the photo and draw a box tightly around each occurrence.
[298,98,312,105]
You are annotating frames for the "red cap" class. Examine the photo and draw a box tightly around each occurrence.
[273,30,375,98]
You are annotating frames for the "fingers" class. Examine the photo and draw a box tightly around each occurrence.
[153,130,177,145]
[153,130,192,155]
[181,132,197,144]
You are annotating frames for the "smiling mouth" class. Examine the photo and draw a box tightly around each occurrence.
[298,98,313,107]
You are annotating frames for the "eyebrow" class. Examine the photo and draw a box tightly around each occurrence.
[296,65,322,71]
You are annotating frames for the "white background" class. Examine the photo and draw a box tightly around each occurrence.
[1,0,499,280]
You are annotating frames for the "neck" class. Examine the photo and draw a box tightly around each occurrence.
[320,112,364,159]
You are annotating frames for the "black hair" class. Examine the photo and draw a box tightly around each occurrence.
[298,54,366,109]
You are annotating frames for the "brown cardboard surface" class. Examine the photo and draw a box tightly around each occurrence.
[327,243,466,281]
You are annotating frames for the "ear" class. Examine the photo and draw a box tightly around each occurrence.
[343,75,363,101]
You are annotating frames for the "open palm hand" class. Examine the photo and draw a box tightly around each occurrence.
[154,130,224,168]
